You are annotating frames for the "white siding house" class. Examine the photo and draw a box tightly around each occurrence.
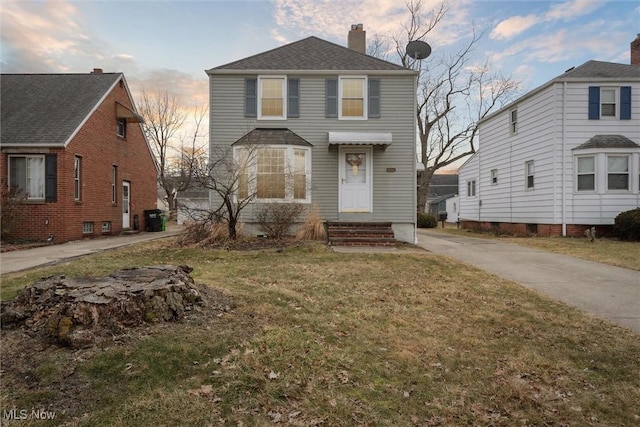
[458,38,640,237]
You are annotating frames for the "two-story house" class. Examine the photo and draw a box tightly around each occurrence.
[458,35,640,237]
[1,71,158,244]
[206,25,418,244]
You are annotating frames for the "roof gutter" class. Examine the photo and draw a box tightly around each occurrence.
[205,68,418,76]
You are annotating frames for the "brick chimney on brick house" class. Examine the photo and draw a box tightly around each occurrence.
[631,34,640,65]
[348,24,366,54]
[91,68,103,74]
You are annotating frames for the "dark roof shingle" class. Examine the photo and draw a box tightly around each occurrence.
[559,60,640,80]
[573,135,640,150]
[207,36,410,73]
[1,73,121,147]
[232,128,312,147]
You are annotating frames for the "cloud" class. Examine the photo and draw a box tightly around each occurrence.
[490,14,538,40]
[544,0,606,21]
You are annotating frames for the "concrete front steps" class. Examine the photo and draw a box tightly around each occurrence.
[327,221,396,247]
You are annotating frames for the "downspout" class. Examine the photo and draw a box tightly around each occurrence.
[561,81,567,236]
[413,73,419,244]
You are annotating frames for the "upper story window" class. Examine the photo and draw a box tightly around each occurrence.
[525,160,535,190]
[509,109,518,135]
[112,166,118,203]
[490,169,498,185]
[116,117,127,137]
[339,77,367,119]
[589,86,631,120]
[245,77,299,120]
[258,76,286,119]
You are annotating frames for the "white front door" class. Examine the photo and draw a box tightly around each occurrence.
[339,146,372,212]
[122,181,130,228]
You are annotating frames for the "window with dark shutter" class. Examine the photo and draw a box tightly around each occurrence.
[245,78,257,118]
[588,86,600,120]
[621,86,631,120]
[287,78,300,118]
[45,154,57,202]
[368,78,380,118]
[326,78,338,118]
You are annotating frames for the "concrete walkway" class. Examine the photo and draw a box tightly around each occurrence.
[417,229,640,334]
[0,227,182,275]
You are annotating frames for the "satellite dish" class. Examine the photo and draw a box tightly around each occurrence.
[406,40,432,60]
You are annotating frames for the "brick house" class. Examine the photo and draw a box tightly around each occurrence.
[1,70,158,243]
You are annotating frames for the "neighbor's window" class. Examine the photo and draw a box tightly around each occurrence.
[74,156,82,201]
[491,169,498,185]
[607,155,629,190]
[510,109,518,135]
[83,222,94,234]
[102,221,111,233]
[576,156,595,191]
[235,146,311,202]
[258,76,286,119]
[116,117,127,137]
[8,155,45,200]
[467,180,476,197]
[600,88,617,118]
[340,76,366,119]
[525,160,535,189]
[111,166,118,203]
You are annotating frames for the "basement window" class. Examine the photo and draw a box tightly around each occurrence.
[83,222,94,234]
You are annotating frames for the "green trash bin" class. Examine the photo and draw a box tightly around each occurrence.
[161,214,167,231]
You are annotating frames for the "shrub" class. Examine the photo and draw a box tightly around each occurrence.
[296,204,327,241]
[256,203,304,240]
[176,220,236,246]
[1,187,26,241]
[614,208,640,241]
[417,212,438,228]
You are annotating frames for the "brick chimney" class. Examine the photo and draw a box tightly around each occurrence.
[348,24,366,54]
[91,68,103,74]
[631,34,640,65]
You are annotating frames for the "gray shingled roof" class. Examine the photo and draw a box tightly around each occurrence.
[232,128,312,147]
[1,73,121,147]
[207,36,410,73]
[573,135,640,150]
[558,60,640,80]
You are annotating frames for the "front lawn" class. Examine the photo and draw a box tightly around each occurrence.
[1,240,638,426]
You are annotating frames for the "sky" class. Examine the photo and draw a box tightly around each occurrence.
[1,0,639,149]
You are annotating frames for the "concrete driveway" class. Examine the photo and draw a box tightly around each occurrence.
[417,229,640,334]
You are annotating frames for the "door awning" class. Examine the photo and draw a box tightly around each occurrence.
[328,132,392,148]
[116,102,144,123]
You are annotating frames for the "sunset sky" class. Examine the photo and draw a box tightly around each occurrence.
[1,0,639,150]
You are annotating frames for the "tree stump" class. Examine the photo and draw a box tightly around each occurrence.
[1,265,208,348]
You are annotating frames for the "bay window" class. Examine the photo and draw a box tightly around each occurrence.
[576,156,595,191]
[607,155,629,190]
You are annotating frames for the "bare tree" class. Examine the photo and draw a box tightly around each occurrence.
[137,90,208,216]
[373,0,522,212]
[189,144,260,240]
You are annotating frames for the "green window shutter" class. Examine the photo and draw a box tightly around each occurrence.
[620,86,631,120]
[326,78,338,118]
[368,78,380,118]
[287,78,300,118]
[245,78,257,118]
[45,154,57,202]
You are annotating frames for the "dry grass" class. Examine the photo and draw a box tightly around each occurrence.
[438,224,640,271]
[296,205,327,241]
[1,240,639,426]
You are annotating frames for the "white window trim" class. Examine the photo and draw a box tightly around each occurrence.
[257,75,287,120]
[467,180,476,197]
[600,87,619,120]
[606,154,630,192]
[572,150,639,194]
[8,154,46,201]
[490,169,498,185]
[74,156,82,201]
[509,109,518,135]
[525,160,535,190]
[234,145,312,203]
[575,155,596,193]
[338,75,367,120]
[116,117,126,137]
